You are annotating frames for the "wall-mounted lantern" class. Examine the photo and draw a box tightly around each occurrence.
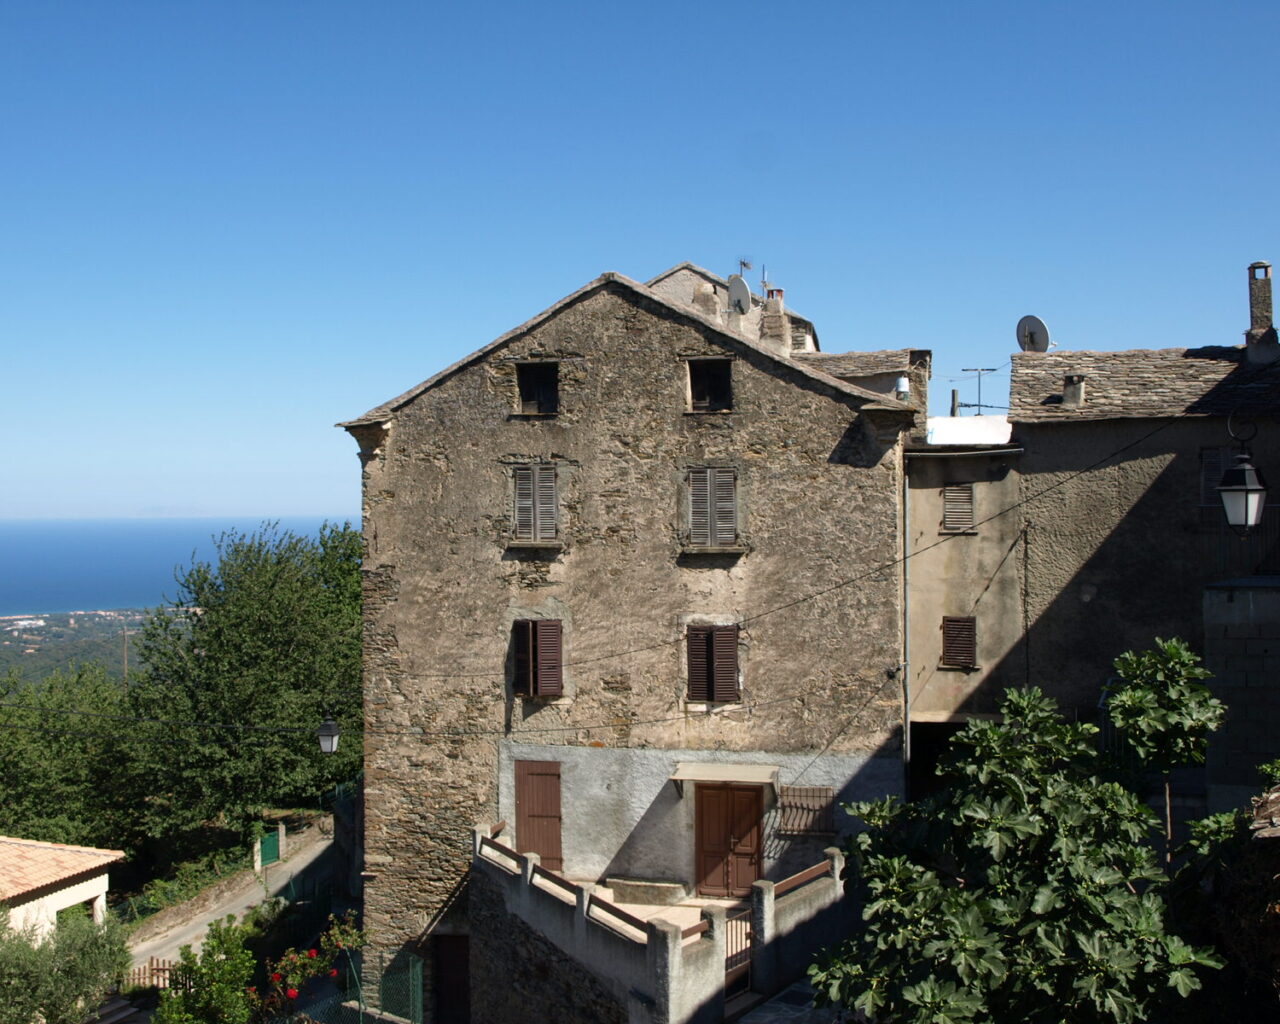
[1218,451,1268,535]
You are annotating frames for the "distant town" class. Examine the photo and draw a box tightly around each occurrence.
[0,609,148,679]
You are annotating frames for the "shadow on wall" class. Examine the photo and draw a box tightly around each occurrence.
[963,426,1280,721]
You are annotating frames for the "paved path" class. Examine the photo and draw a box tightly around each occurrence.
[128,829,333,966]
[737,981,847,1023]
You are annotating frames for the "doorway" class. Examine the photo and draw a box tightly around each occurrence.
[515,760,563,871]
[695,784,763,898]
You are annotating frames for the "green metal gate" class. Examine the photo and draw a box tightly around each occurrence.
[259,828,281,867]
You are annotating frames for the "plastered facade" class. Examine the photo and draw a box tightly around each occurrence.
[345,274,917,991]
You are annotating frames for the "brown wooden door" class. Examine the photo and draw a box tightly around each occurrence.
[515,760,562,871]
[695,783,762,898]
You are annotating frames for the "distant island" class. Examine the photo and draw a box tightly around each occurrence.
[0,609,149,680]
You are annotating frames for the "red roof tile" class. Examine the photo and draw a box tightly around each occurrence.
[0,835,125,902]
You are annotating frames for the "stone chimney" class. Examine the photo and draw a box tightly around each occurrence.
[1062,374,1086,408]
[1245,261,1278,363]
[759,286,790,355]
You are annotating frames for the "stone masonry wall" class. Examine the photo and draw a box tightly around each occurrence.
[352,281,910,971]
[468,869,630,1024]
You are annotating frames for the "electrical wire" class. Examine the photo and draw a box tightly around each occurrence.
[4,357,1273,744]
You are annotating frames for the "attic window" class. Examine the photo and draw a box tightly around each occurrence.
[688,359,732,413]
[517,362,559,416]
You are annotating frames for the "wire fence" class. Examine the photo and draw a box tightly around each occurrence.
[280,950,425,1024]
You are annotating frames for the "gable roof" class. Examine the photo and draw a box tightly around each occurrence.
[339,272,910,428]
[0,836,124,903]
[1009,348,1280,423]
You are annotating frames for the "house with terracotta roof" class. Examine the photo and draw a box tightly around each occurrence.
[340,262,929,1022]
[0,835,125,938]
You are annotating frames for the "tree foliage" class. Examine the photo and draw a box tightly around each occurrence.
[1108,637,1222,772]
[809,688,1220,1024]
[0,909,130,1024]
[0,665,132,849]
[128,522,363,839]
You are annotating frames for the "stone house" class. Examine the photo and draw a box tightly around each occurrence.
[341,264,927,1022]
[903,262,1280,808]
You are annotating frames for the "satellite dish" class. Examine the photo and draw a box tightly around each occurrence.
[1016,314,1051,353]
[727,274,752,315]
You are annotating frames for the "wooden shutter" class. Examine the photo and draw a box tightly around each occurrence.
[687,624,712,701]
[689,468,710,545]
[515,760,562,871]
[942,483,974,531]
[941,616,977,668]
[1200,447,1227,506]
[534,464,557,540]
[712,469,737,545]
[711,625,739,702]
[513,467,534,539]
[534,619,562,696]
[512,620,534,695]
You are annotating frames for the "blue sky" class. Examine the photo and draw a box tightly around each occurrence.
[2,1,1276,518]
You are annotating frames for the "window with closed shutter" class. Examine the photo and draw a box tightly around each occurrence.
[513,619,563,697]
[941,616,977,668]
[1199,447,1230,506]
[513,464,557,541]
[688,467,737,546]
[942,483,975,531]
[687,623,739,702]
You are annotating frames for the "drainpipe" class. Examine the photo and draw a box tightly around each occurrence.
[901,461,911,778]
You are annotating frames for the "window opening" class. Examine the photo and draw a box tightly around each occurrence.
[689,359,732,412]
[687,623,739,702]
[513,619,563,697]
[517,362,559,415]
[777,786,836,835]
[513,464,557,541]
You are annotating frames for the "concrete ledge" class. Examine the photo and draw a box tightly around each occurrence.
[606,878,690,906]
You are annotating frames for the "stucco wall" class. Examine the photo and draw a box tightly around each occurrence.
[1013,417,1280,714]
[905,451,1023,718]
[498,742,900,885]
[353,281,911,966]
[5,872,108,938]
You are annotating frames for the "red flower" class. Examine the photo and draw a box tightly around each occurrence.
[308,948,317,958]
[287,987,299,999]
[271,973,282,982]
[329,968,339,978]
[247,986,256,993]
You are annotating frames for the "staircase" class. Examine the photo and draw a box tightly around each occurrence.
[84,993,151,1024]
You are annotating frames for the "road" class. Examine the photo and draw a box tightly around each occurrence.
[129,829,334,966]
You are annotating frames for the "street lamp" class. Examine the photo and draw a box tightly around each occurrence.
[1218,450,1268,535]
[317,716,341,754]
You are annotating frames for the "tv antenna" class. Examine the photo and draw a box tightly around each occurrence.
[1016,314,1053,353]
[961,367,999,414]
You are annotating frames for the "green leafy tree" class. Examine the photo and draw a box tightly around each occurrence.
[1107,638,1224,861]
[0,665,133,849]
[128,523,362,839]
[154,912,365,1024]
[809,688,1220,1024]
[0,909,130,1024]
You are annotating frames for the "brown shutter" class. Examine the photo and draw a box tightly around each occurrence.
[687,624,711,701]
[515,760,562,871]
[942,484,974,531]
[688,468,710,545]
[534,464,557,540]
[513,620,533,695]
[534,619,562,696]
[513,467,534,539]
[941,616,977,668]
[712,469,737,545]
[711,625,739,702]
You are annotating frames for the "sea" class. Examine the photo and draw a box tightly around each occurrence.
[0,517,356,617]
